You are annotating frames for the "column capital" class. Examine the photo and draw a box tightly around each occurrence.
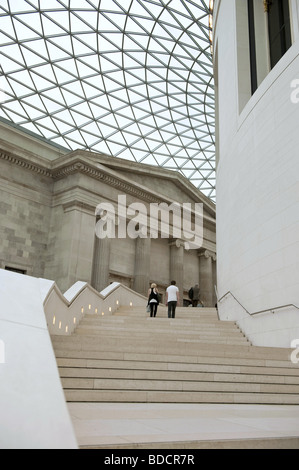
[198,248,216,260]
[169,238,184,249]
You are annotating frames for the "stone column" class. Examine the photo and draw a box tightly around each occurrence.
[169,239,184,303]
[133,235,151,296]
[212,253,217,306]
[48,202,97,292]
[91,234,111,293]
[198,249,215,307]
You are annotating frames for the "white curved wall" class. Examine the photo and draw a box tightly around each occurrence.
[0,269,78,449]
[0,268,149,448]
[214,0,299,347]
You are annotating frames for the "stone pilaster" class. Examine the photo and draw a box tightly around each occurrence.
[91,234,111,293]
[212,252,217,306]
[133,235,151,296]
[198,249,215,307]
[169,239,184,301]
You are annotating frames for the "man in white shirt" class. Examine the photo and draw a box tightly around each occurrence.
[165,280,180,318]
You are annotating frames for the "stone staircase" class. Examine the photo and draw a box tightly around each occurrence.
[51,306,299,405]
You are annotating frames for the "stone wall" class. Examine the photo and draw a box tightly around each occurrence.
[0,154,52,277]
[0,121,217,304]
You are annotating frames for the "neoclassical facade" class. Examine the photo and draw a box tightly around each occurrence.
[0,120,216,306]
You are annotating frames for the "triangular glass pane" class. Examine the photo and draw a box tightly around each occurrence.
[12,16,39,40]
[1,43,25,66]
[97,121,117,138]
[24,38,48,60]
[79,54,101,73]
[47,42,70,61]
[105,141,124,155]
[21,97,46,119]
[41,86,65,105]
[70,110,89,127]
[103,12,126,31]
[70,12,94,33]
[4,100,27,119]
[71,100,92,117]
[41,96,64,114]
[52,117,74,134]
[91,140,111,155]
[7,77,32,97]
[89,98,110,117]
[79,11,99,30]
[51,67,74,85]
[81,120,101,136]
[49,34,73,56]
[30,72,55,92]
[35,115,59,133]
[41,15,67,36]
[0,0,8,11]
[53,109,74,125]
[76,32,98,52]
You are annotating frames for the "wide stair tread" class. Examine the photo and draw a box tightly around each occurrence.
[52,307,299,405]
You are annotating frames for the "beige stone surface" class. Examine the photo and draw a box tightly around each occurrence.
[68,402,299,449]
[52,305,299,448]
[0,121,216,302]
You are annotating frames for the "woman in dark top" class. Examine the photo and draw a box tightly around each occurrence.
[147,283,160,317]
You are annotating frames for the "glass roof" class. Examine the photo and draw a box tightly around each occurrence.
[0,0,215,201]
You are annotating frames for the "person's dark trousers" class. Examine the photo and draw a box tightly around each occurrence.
[168,301,177,318]
[150,303,158,317]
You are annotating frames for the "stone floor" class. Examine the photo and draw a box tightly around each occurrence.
[68,403,299,449]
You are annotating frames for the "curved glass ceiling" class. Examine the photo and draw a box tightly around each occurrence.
[0,0,215,201]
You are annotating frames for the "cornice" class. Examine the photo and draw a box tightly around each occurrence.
[52,159,162,204]
[63,149,216,214]
[62,200,95,214]
[0,148,216,224]
[95,156,216,213]
[0,149,162,205]
[0,150,52,178]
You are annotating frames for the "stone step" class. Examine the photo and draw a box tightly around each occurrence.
[73,311,248,345]
[74,325,246,339]
[84,437,299,450]
[115,308,219,320]
[80,312,233,322]
[52,336,249,350]
[63,389,299,405]
[52,335,292,360]
[52,306,299,406]
[55,355,299,374]
[60,376,299,394]
[117,306,217,312]
[78,319,240,332]
[58,366,299,384]
[76,323,239,334]
[72,336,248,347]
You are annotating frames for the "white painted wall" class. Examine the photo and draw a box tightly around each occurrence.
[0,268,151,448]
[214,0,299,347]
[0,269,78,449]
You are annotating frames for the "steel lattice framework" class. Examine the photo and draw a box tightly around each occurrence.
[0,0,215,200]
